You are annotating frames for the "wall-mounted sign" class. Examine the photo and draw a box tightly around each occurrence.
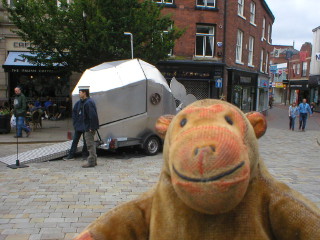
[316,53,320,61]
[13,42,32,48]
[217,42,223,47]
[240,76,251,83]
[215,78,223,88]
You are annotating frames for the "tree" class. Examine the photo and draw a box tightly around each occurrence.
[3,0,183,72]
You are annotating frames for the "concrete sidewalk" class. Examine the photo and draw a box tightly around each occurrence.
[0,118,73,145]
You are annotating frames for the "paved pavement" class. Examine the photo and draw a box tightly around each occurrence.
[0,105,319,240]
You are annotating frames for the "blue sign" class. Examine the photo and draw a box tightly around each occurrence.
[270,64,277,73]
[215,78,223,88]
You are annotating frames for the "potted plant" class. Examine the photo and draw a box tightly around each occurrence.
[0,108,11,134]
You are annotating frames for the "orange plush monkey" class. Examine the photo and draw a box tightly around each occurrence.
[74,99,320,240]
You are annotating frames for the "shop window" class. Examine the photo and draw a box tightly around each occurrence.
[238,0,245,18]
[261,17,266,41]
[196,0,216,8]
[248,36,254,66]
[195,25,215,57]
[236,30,243,63]
[250,2,256,25]
[302,62,307,76]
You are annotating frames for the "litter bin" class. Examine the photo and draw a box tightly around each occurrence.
[0,114,11,134]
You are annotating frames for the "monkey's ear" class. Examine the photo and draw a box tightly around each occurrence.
[155,115,175,139]
[245,112,267,139]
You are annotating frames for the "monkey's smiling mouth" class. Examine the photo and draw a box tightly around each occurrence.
[173,161,245,183]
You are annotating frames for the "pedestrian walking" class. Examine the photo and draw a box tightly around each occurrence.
[269,95,274,109]
[13,87,31,138]
[77,86,99,168]
[310,102,315,114]
[63,96,89,161]
[288,102,298,131]
[298,98,312,131]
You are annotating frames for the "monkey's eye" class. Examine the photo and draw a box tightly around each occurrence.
[225,116,233,125]
[180,118,187,127]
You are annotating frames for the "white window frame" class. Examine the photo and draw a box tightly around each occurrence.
[195,25,215,57]
[265,52,269,73]
[302,62,307,76]
[236,30,244,63]
[267,24,271,43]
[248,36,254,66]
[57,0,71,7]
[154,0,173,4]
[238,0,245,18]
[6,0,14,6]
[196,0,216,8]
[261,17,266,41]
[296,63,300,75]
[250,2,256,25]
[292,64,296,76]
[260,49,264,72]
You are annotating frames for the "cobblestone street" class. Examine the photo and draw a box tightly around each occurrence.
[0,105,319,240]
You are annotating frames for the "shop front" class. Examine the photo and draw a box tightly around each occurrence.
[2,51,70,105]
[227,69,258,112]
[288,80,309,104]
[308,75,320,108]
[257,76,269,113]
[157,60,225,101]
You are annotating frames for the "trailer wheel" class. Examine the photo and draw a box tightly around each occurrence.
[144,136,160,156]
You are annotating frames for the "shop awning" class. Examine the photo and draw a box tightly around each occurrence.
[3,52,40,67]
[2,51,65,72]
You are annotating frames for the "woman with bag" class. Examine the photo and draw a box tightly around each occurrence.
[289,102,299,131]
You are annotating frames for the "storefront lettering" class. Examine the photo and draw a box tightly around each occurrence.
[162,70,213,79]
[13,42,32,48]
[8,68,55,73]
[240,76,251,83]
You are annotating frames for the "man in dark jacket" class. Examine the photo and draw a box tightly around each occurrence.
[78,86,99,168]
[63,96,89,161]
[13,87,31,138]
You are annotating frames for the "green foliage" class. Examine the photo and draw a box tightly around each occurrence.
[3,0,183,72]
[0,108,10,115]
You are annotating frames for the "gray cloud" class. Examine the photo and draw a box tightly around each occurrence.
[266,0,319,50]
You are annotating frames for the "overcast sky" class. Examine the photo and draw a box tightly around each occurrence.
[265,0,319,50]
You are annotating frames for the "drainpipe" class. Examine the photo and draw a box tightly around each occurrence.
[223,0,228,100]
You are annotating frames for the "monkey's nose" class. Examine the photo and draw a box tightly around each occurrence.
[194,145,216,156]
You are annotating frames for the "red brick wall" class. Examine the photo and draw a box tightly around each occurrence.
[161,0,274,72]
[161,1,224,58]
[224,0,274,72]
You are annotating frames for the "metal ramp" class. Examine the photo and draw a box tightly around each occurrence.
[0,140,83,165]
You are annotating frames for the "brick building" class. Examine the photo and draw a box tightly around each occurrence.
[1,0,274,112]
[157,0,274,112]
[309,26,320,107]
[270,43,312,105]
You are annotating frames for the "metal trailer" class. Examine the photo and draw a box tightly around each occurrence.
[72,59,177,155]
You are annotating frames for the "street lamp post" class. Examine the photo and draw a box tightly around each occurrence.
[124,32,133,59]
